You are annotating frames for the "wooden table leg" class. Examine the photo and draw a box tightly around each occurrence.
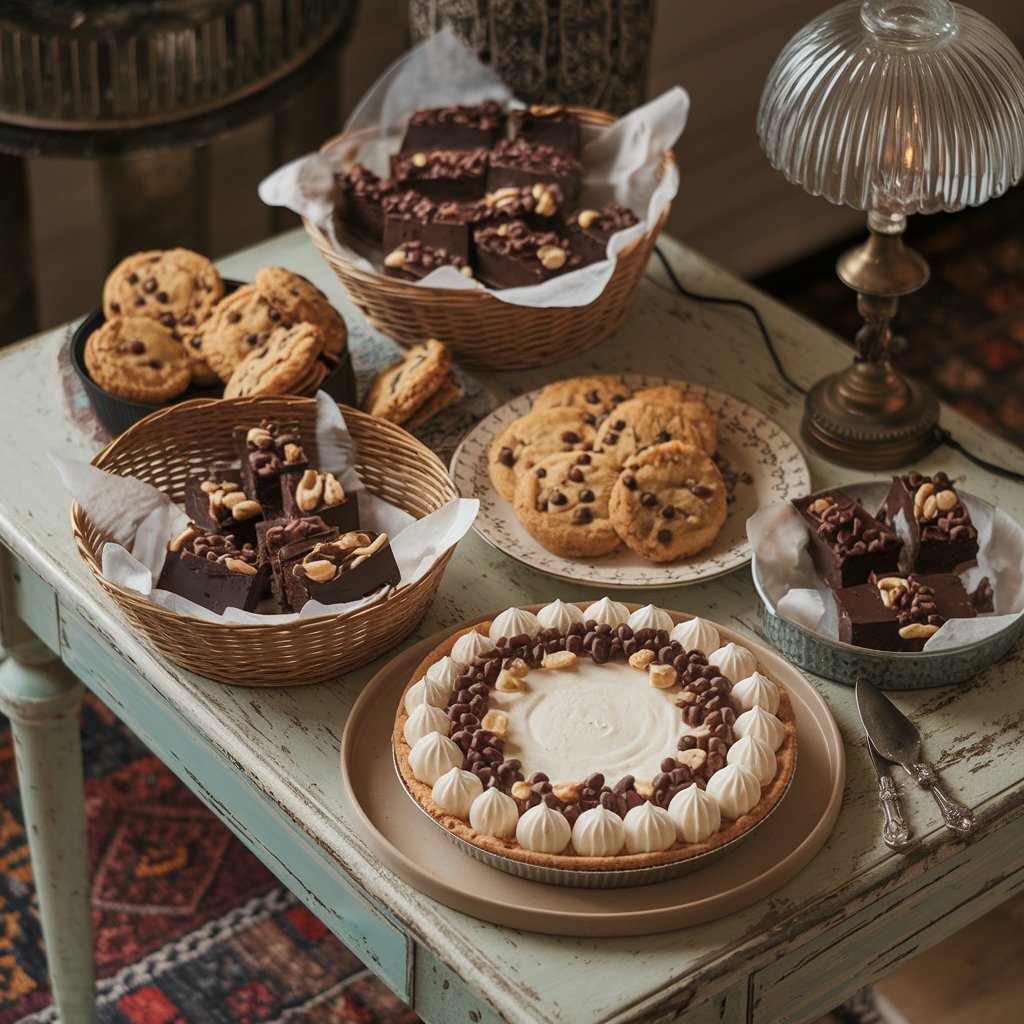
[0,613,96,1020]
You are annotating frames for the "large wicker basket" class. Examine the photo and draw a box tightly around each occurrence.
[304,108,673,371]
[71,396,459,686]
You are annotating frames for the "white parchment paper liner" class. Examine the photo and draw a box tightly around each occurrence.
[747,494,1024,652]
[54,391,478,624]
[257,28,688,308]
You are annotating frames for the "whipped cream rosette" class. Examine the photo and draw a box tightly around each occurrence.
[393,598,797,876]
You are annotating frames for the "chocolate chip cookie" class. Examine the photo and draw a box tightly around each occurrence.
[223,322,324,398]
[84,316,192,404]
[196,285,293,382]
[514,449,622,557]
[632,387,718,452]
[531,375,630,418]
[102,248,224,340]
[608,441,727,562]
[362,339,452,424]
[595,399,706,460]
[254,267,348,361]
[488,406,599,501]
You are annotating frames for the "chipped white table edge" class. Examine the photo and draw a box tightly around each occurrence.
[1,229,1023,1024]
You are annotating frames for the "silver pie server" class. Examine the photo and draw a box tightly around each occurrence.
[856,677,976,835]
[864,732,911,849]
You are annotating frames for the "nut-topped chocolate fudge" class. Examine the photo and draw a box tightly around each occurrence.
[793,490,902,588]
[383,242,475,282]
[257,514,336,610]
[400,100,507,154]
[878,471,979,574]
[184,464,263,545]
[566,202,640,263]
[473,220,580,289]
[390,148,489,204]
[233,421,308,513]
[511,104,582,158]
[281,468,359,532]
[469,183,562,230]
[381,191,471,262]
[285,530,400,611]
[486,137,583,206]
[333,165,396,246]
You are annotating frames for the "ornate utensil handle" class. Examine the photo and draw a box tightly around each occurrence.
[878,774,911,848]
[908,761,976,834]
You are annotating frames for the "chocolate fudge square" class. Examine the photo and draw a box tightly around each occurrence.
[485,137,583,207]
[793,490,902,588]
[400,100,507,154]
[511,104,582,158]
[156,524,266,615]
[473,221,580,289]
[281,469,360,533]
[233,421,308,514]
[333,165,396,246]
[834,572,976,652]
[470,183,563,231]
[566,202,640,264]
[879,471,979,574]
[381,191,471,262]
[383,241,474,282]
[390,148,489,204]
[184,464,263,545]
[284,530,400,611]
[257,515,336,611]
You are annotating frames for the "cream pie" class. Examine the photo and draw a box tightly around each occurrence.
[393,599,797,872]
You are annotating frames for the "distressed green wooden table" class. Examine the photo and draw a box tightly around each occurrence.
[1,230,1023,1023]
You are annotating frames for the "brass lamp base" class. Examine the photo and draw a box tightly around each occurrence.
[803,360,939,468]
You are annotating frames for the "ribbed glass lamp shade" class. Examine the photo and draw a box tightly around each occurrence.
[757,0,1024,214]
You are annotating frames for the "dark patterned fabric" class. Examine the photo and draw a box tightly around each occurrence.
[0,694,420,1024]
[758,185,1024,451]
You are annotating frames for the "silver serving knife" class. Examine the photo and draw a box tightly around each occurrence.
[864,733,911,849]
[856,678,976,835]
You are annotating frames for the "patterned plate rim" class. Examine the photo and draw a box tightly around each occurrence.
[449,375,812,589]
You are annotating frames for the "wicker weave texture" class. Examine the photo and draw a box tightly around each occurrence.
[71,396,458,686]
[305,108,673,370]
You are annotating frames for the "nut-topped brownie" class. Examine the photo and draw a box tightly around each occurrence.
[473,220,580,289]
[878,471,979,574]
[510,104,582,158]
[233,421,308,513]
[381,191,471,262]
[285,530,400,611]
[383,242,475,282]
[184,463,263,545]
[390,148,489,204]
[281,468,360,532]
[400,100,507,154]
[566,202,641,263]
[257,514,337,611]
[793,490,902,588]
[333,165,396,246]
[469,183,562,230]
[485,137,584,206]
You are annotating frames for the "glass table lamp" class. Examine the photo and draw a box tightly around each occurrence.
[758,0,1024,467]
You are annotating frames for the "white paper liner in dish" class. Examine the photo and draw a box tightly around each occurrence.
[53,391,478,624]
[747,489,1024,652]
[257,28,688,308]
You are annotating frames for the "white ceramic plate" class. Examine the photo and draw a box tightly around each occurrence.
[449,375,811,588]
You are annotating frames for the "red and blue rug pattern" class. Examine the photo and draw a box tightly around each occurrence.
[0,693,419,1024]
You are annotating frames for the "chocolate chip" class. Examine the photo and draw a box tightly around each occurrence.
[622,475,637,490]
[548,491,567,506]
[110,301,121,313]
[156,291,169,303]
[561,431,581,444]
[568,467,584,482]
[640,492,657,508]
[605,432,619,445]
[119,339,145,354]
[498,447,515,467]
[142,278,157,293]
[573,507,592,525]
[536,468,546,478]
[585,389,600,403]
[243,333,258,346]
[657,528,672,544]
[228,311,242,323]
[127,273,139,285]
[576,453,591,465]
[579,488,595,503]
[691,484,712,499]
[658,430,671,442]
[135,297,146,306]
[661,506,676,519]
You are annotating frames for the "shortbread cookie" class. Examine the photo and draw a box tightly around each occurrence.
[531,375,630,419]
[514,449,622,557]
[405,371,464,430]
[223,323,323,398]
[488,406,599,501]
[632,386,718,452]
[608,441,727,561]
[254,267,348,361]
[84,316,192,404]
[196,284,293,382]
[102,248,224,340]
[595,398,706,460]
[362,339,452,424]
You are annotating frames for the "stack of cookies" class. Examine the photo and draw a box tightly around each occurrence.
[487,377,728,563]
[85,249,348,405]
[361,339,463,429]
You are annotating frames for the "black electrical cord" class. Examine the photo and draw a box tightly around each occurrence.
[650,244,1024,484]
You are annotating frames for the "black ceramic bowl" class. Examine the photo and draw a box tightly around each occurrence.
[70,278,357,436]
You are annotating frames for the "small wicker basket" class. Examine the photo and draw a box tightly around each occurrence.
[304,108,674,371]
[71,396,459,687]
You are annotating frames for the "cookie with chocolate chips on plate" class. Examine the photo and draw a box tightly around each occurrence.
[609,441,727,562]
[531,375,631,418]
[513,449,623,557]
[595,398,707,461]
[631,387,719,453]
[84,316,192,404]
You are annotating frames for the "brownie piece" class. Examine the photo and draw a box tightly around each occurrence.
[390,148,489,204]
[383,241,474,282]
[566,202,640,264]
[184,463,263,545]
[400,100,507,154]
[511,104,582,158]
[333,165,396,246]
[257,515,336,611]
[281,469,360,533]
[793,490,902,588]
[473,221,580,289]
[233,421,308,514]
[485,137,583,206]
[469,182,563,230]
[381,191,471,262]
[156,524,266,615]
[284,530,400,611]
[878,471,979,574]
[834,572,976,652]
